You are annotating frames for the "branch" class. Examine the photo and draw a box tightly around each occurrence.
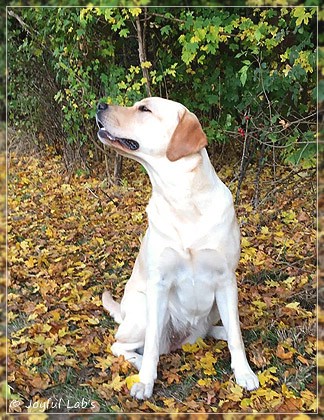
[149,12,185,24]
[8,10,34,36]
[135,11,151,97]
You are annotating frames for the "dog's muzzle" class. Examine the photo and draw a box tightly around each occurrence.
[96,103,140,151]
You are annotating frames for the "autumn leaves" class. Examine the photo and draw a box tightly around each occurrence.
[7,152,316,413]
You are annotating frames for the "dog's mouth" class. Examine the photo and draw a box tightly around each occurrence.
[96,118,139,151]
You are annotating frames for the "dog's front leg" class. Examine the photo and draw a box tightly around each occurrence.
[215,276,259,391]
[130,275,167,400]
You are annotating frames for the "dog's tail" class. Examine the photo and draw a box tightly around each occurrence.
[102,291,123,324]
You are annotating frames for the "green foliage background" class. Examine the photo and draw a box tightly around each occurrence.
[6,4,317,167]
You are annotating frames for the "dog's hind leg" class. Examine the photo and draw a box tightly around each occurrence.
[102,291,123,324]
[109,290,147,371]
[111,342,143,370]
[208,325,227,341]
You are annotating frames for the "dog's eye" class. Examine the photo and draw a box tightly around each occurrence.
[138,105,151,113]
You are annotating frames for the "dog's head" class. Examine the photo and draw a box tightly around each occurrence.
[96,97,207,163]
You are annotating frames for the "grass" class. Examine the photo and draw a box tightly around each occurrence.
[7,312,32,335]
[243,269,289,286]
[157,374,197,402]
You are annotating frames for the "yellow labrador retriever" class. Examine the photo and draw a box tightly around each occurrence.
[96,97,259,399]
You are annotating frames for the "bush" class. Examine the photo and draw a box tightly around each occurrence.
[7,6,317,172]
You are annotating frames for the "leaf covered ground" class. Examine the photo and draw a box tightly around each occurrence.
[7,150,317,414]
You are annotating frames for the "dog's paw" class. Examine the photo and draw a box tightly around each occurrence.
[130,381,154,399]
[234,368,259,391]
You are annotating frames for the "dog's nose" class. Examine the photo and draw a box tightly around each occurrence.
[97,102,109,111]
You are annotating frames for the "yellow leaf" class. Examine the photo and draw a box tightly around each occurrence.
[258,366,278,386]
[61,183,73,194]
[252,300,267,310]
[182,337,207,353]
[49,309,61,322]
[197,378,212,387]
[95,356,114,372]
[308,398,318,412]
[240,398,252,408]
[88,318,100,325]
[286,302,300,311]
[163,398,176,408]
[21,176,30,185]
[109,374,124,391]
[179,363,191,371]
[125,374,140,390]
[19,240,29,251]
[197,378,207,386]
[260,226,269,235]
[129,7,141,17]
[281,210,298,224]
[33,336,55,348]
[241,237,251,247]
[141,61,152,69]
[300,389,316,402]
[144,401,165,412]
[25,256,36,268]
[198,352,217,375]
[41,324,52,333]
[25,356,42,367]
[228,383,243,401]
[95,237,104,245]
[52,345,69,356]
[7,312,18,322]
[77,269,93,280]
[182,342,200,353]
[46,227,54,237]
[283,64,291,76]
[283,276,296,289]
[282,383,296,398]
[110,405,121,412]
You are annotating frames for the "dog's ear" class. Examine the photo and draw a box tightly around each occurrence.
[166,110,208,162]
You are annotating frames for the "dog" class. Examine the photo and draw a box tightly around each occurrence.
[96,97,259,399]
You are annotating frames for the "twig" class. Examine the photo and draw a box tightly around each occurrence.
[235,118,250,204]
[149,12,185,24]
[258,167,316,207]
[8,10,33,35]
[86,187,99,200]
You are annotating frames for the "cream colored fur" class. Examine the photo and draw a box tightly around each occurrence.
[96,97,259,399]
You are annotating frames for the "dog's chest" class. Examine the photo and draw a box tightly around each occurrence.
[160,248,224,323]
[146,192,233,251]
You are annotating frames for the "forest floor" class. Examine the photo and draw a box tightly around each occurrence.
[6,146,318,415]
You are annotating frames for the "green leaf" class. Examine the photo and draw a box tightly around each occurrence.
[292,7,314,26]
[239,65,249,86]
[119,28,129,38]
[255,28,262,41]
[161,25,171,36]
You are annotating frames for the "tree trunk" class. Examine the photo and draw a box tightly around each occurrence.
[112,10,151,185]
[135,9,151,97]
